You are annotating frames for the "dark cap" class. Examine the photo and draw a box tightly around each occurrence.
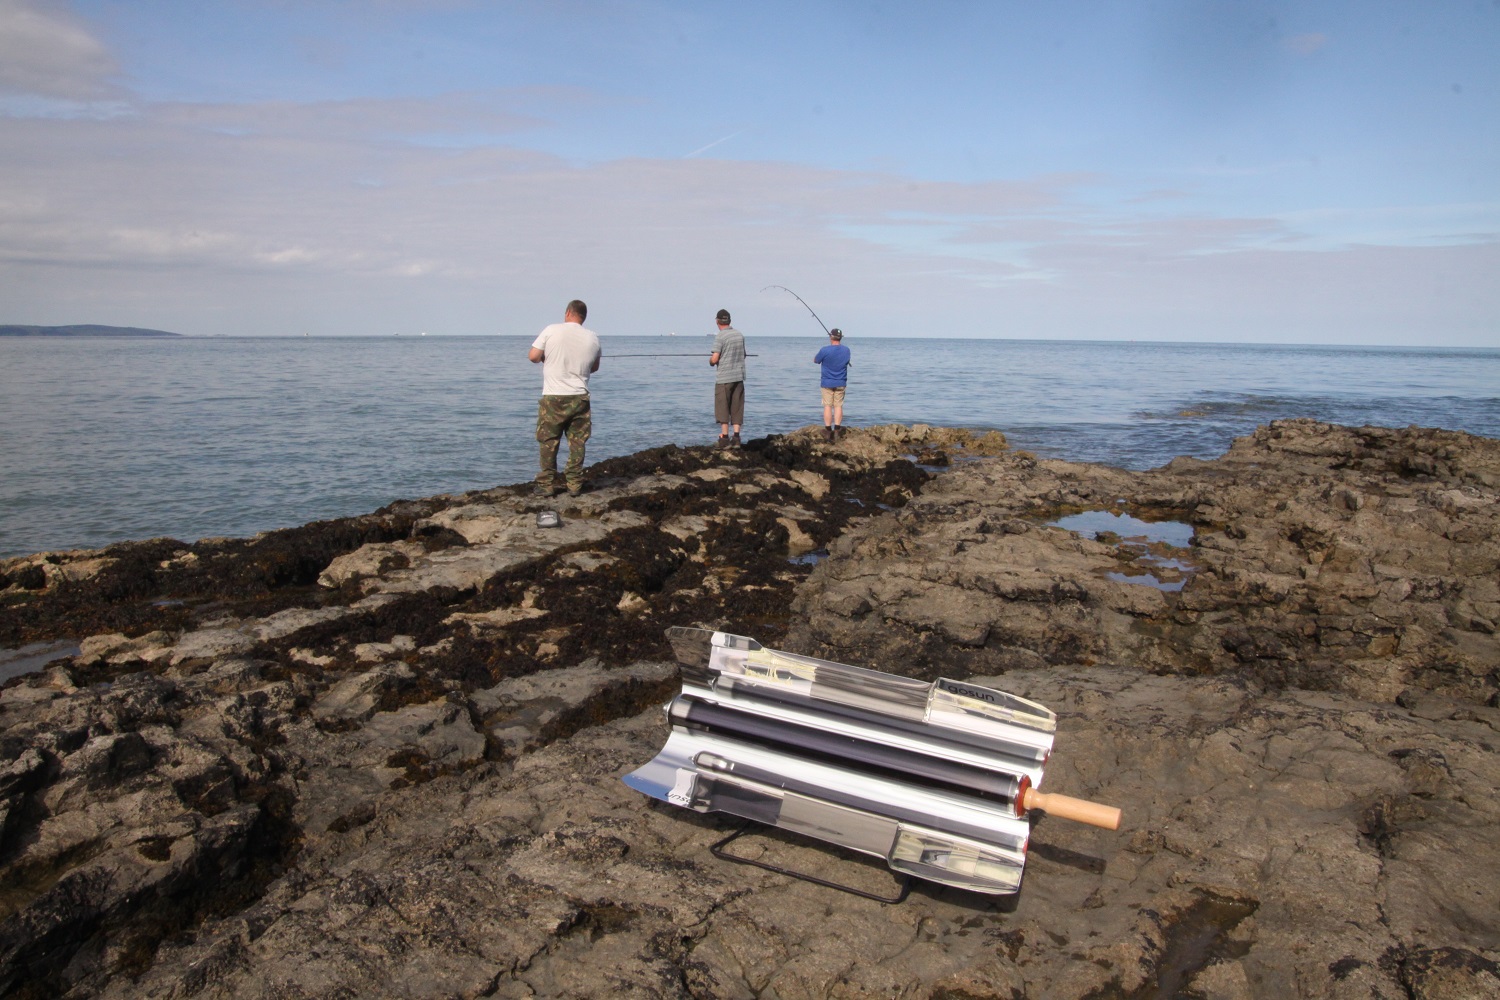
[716,309,731,325]
[829,328,843,340]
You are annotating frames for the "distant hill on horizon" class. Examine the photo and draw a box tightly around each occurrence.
[0,324,183,338]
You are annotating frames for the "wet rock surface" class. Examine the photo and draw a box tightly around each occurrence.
[792,419,1500,707]
[0,420,1496,999]
[0,426,967,998]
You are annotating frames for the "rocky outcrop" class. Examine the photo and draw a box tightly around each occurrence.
[791,419,1500,707]
[0,421,1495,999]
[0,426,988,998]
[20,666,1498,1000]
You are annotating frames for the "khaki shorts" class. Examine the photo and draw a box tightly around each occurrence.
[715,381,745,423]
[821,386,846,406]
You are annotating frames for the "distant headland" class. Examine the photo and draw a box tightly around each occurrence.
[0,324,183,337]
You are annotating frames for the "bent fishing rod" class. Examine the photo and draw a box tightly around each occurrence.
[762,285,831,336]
[596,285,833,355]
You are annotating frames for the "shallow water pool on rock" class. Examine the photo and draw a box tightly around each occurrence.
[1049,509,1197,592]
[1050,509,1194,547]
[0,639,80,683]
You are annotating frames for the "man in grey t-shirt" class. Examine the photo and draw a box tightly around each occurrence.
[709,308,746,447]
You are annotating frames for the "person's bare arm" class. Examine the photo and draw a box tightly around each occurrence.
[709,351,721,366]
[591,354,601,373]
[528,347,544,363]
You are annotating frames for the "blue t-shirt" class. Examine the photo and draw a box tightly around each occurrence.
[814,344,850,388]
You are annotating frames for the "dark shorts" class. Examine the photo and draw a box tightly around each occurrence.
[715,381,744,424]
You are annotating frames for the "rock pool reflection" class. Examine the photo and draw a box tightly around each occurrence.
[1049,510,1196,592]
[0,640,80,683]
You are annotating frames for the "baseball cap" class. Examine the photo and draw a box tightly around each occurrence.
[716,309,731,324]
[830,328,843,339]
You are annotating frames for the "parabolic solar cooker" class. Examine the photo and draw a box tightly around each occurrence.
[624,627,1122,898]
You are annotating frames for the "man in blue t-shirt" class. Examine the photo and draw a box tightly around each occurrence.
[813,328,850,442]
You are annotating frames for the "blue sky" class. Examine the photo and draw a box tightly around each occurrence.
[1,0,1496,344]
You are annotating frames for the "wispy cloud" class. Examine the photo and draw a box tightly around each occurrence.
[683,128,749,159]
[1282,33,1328,56]
[0,76,1492,344]
[154,91,548,142]
[0,0,117,99]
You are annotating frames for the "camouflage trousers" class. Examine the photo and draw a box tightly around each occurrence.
[536,393,592,489]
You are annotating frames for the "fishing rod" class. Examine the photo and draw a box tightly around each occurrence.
[762,285,831,336]
[607,353,760,358]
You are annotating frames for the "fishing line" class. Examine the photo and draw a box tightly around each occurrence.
[607,353,760,358]
[763,285,852,398]
[761,285,831,336]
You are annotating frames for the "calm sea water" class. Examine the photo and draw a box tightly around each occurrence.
[2,335,1497,558]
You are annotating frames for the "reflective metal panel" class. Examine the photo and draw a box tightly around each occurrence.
[625,628,1118,896]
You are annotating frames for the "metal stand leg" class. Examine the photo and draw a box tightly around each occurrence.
[710,823,911,904]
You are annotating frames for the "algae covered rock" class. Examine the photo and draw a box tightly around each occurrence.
[0,422,1495,999]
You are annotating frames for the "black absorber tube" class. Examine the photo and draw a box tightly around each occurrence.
[676,699,1026,809]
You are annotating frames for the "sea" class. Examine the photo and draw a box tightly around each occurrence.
[2,335,1498,559]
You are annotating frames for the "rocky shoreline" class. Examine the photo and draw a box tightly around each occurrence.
[0,420,1496,999]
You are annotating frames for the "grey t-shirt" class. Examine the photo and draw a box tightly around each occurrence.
[712,327,746,384]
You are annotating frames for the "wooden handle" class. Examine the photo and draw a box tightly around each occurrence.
[1020,788,1122,830]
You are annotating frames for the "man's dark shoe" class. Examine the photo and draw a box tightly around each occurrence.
[823,425,835,442]
[833,425,843,439]
[716,434,729,449]
[566,483,585,496]
[533,483,558,497]
[731,432,742,447]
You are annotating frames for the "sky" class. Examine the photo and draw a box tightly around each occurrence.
[0,0,1497,344]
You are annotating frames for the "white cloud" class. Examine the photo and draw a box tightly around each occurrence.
[0,0,117,99]
[153,91,548,142]
[255,246,325,266]
[0,89,1494,346]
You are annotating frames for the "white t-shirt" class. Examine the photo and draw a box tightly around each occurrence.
[531,322,601,396]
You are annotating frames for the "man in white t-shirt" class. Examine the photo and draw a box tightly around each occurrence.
[528,299,601,496]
